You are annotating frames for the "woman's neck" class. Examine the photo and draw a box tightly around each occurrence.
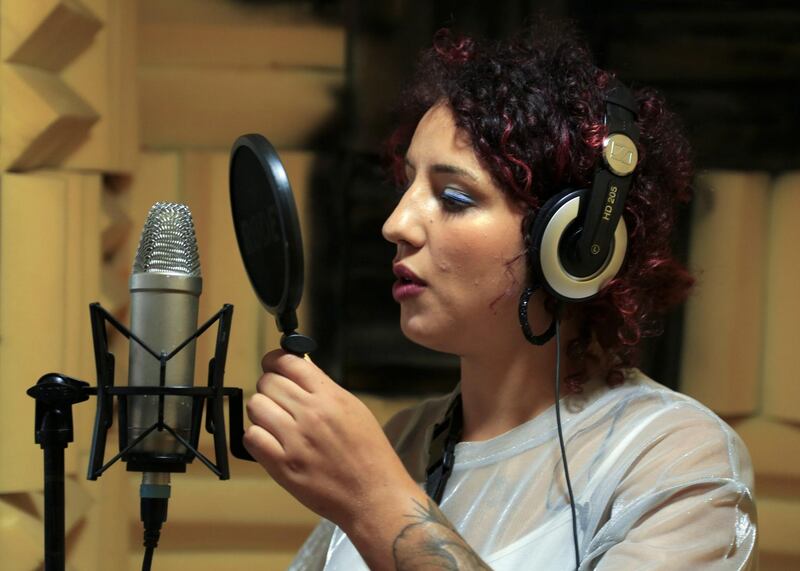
[457,319,580,443]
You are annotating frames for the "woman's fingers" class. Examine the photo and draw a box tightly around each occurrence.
[246,392,296,448]
[243,424,284,468]
[256,371,310,413]
[261,350,325,394]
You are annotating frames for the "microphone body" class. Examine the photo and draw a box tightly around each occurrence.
[128,272,201,461]
[127,202,202,471]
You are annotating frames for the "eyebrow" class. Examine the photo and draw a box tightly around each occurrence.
[404,158,479,182]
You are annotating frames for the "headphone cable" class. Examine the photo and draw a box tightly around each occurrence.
[555,315,580,569]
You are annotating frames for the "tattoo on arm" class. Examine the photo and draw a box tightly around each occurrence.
[392,498,492,570]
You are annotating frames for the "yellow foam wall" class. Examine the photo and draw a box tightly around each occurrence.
[1,0,136,568]
[762,173,800,422]
[680,171,768,415]
[0,173,79,492]
[0,171,131,570]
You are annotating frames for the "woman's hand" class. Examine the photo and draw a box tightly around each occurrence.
[244,350,493,570]
[243,349,418,530]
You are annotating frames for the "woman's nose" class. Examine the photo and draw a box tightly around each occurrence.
[382,185,425,249]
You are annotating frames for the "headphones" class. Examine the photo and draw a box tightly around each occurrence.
[515,81,642,568]
[524,79,640,306]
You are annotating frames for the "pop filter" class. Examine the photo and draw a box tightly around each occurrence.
[229,134,316,355]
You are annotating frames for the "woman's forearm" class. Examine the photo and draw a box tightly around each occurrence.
[392,497,493,570]
[345,484,491,571]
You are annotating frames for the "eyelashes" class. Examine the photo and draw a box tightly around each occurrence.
[441,187,476,212]
[393,180,477,213]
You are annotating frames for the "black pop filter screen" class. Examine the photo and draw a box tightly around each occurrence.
[229,134,303,331]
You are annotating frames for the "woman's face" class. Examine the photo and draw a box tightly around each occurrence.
[382,103,529,355]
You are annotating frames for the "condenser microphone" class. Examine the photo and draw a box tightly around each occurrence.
[126,202,202,567]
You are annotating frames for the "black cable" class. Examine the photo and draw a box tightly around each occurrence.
[140,496,168,571]
[555,315,580,569]
[142,545,155,571]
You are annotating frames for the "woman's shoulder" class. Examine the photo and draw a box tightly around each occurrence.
[578,371,757,567]
[578,369,754,490]
[581,368,740,432]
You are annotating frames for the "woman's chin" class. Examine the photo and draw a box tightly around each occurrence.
[399,316,461,355]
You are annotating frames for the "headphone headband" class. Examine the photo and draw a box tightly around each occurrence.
[573,79,639,278]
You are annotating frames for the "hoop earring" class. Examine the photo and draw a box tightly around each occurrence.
[518,286,557,345]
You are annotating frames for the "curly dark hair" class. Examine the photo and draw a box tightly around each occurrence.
[386,20,695,389]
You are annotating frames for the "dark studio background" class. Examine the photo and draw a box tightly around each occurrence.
[283,0,800,396]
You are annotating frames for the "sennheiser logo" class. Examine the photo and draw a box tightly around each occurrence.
[602,133,638,176]
[609,139,635,166]
[602,185,618,222]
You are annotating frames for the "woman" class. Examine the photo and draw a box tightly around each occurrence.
[243,21,756,570]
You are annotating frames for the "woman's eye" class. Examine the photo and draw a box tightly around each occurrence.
[440,187,476,211]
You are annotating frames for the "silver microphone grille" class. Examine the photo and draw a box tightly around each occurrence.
[133,202,201,276]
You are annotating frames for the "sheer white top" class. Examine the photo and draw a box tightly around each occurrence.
[288,370,756,570]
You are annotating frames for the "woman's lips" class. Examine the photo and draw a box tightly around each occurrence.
[392,263,426,301]
[392,280,426,301]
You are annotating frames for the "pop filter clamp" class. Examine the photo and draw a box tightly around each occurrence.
[27,301,255,571]
[229,133,316,356]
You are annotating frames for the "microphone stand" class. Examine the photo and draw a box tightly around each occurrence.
[27,302,254,571]
[27,374,90,571]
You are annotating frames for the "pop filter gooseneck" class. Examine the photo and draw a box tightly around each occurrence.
[229,134,316,355]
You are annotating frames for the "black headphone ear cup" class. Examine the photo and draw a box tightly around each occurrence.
[526,188,628,302]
